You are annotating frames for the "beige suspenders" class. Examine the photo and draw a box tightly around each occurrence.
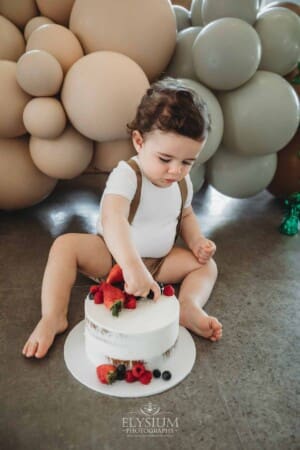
[126,159,188,243]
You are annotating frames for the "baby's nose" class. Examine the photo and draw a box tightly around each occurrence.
[168,163,182,174]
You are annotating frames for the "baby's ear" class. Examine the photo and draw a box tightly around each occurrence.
[132,130,144,152]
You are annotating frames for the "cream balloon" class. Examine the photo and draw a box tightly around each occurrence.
[191,0,204,25]
[0,16,25,62]
[173,5,192,31]
[29,125,94,179]
[23,98,67,139]
[179,79,224,164]
[61,51,149,142]
[206,145,277,198]
[0,61,31,138]
[166,27,202,80]
[192,18,262,90]
[190,162,205,193]
[0,0,38,29]
[24,16,54,41]
[255,7,300,76]
[16,50,63,97]
[69,0,176,81]
[35,0,75,26]
[218,71,300,155]
[26,24,84,74]
[94,139,135,173]
[202,0,259,25]
[0,136,57,210]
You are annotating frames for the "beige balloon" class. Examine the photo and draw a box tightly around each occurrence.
[255,7,300,76]
[218,71,300,155]
[93,139,136,173]
[23,97,67,139]
[166,27,202,80]
[0,61,31,138]
[202,0,259,25]
[191,0,204,25]
[16,50,63,97]
[69,0,176,81]
[35,0,75,26]
[0,136,57,210]
[61,51,149,142]
[29,125,94,179]
[173,5,192,31]
[24,16,54,41]
[0,16,25,62]
[192,18,262,90]
[0,0,38,29]
[179,78,224,164]
[26,24,84,74]
[190,162,205,193]
[206,145,277,198]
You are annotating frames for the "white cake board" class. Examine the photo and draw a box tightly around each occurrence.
[64,320,196,398]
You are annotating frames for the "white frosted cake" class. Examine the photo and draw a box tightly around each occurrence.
[84,294,179,366]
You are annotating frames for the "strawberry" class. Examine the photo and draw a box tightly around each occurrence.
[96,364,117,384]
[106,264,124,285]
[132,362,145,379]
[163,284,175,296]
[94,289,104,304]
[125,370,138,383]
[124,294,137,309]
[102,282,125,316]
[139,370,153,385]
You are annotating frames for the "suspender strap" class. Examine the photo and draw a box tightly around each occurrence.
[126,159,188,241]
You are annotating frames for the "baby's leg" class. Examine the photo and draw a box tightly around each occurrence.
[156,247,222,342]
[22,233,112,358]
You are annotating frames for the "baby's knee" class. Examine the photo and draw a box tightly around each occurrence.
[49,233,76,257]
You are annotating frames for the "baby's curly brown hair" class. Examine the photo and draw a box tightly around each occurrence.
[127,77,210,141]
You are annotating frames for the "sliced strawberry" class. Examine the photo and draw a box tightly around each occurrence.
[106,264,124,285]
[163,284,175,296]
[94,290,104,304]
[139,370,153,385]
[96,364,117,384]
[102,282,125,316]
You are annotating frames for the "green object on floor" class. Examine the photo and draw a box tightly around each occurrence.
[279,192,300,236]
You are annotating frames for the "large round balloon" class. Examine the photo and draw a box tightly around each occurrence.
[0,0,38,29]
[69,0,176,81]
[29,125,94,180]
[179,79,224,164]
[255,7,300,76]
[202,0,259,25]
[173,5,191,32]
[16,50,63,96]
[166,27,202,80]
[267,130,300,197]
[0,16,25,62]
[26,24,84,74]
[23,97,67,139]
[0,136,57,210]
[191,0,204,26]
[24,17,54,41]
[190,162,205,193]
[206,145,277,198]
[61,51,149,142]
[0,61,32,138]
[94,139,135,173]
[192,18,261,90]
[35,0,75,26]
[262,1,300,15]
[218,71,300,156]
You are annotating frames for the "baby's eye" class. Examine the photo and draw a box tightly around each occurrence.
[183,161,193,166]
[159,157,171,163]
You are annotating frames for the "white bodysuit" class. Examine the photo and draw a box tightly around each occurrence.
[97,157,193,258]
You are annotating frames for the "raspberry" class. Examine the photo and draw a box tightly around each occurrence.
[89,285,100,294]
[132,362,145,379]
[125,370,138,383]
[139,370,153,385]
[163,284,175,296]
[124,294,137,309]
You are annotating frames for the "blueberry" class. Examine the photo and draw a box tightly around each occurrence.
[88,292,94,300]
[162,370,172,381]
[147,290,154,300]
[116,364,126,380]
[153,369,161,378]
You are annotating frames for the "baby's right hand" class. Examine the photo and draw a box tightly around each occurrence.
[123,263,161,301]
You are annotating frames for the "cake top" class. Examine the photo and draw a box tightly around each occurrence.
[85,294,179,335]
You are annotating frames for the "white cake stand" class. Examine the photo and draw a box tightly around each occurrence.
[64,320,196,398]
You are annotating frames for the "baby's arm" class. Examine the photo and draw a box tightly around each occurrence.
[101,194,160,299]
[180,206,216,264]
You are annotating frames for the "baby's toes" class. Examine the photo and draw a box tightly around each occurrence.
[35,338,52,358]
[24,340,38,358]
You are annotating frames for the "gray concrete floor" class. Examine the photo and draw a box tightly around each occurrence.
[0,175,299,450]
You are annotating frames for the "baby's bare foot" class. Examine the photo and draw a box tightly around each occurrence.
[22,316,68,359]
[179,301,222,342]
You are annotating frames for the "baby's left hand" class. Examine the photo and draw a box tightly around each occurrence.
[192,237,216,265]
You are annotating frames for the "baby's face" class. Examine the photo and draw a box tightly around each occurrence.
[132,129,204,187]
